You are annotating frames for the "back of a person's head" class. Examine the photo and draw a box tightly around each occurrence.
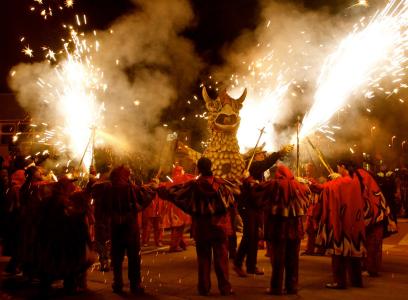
[110,165,131,185]
[13,155,26,170]
[275,164,293,179]
[197,157,213,176]
[337,158,356,171]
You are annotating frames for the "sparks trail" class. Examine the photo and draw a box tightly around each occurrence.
[300,0,408,141]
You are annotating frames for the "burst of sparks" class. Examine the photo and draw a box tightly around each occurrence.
[29,26,106,169]
[65,0,74,8]
[299,0,408,140]
[222,32,312,152]
[236,81,290,152]
[22,45,34,57]
[46,49,56,60]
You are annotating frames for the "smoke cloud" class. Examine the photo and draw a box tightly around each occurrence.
[9,0,203,173]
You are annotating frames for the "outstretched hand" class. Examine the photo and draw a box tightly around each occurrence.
[280,144,294,155]
[296,177,311,185]
[328,173,342,180]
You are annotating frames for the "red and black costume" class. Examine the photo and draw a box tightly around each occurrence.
[261,165,308,294]
[357,169,397,276]
[91,174,112,271]
[30,178,92,294]
[107,166,154,294]
[162,166,194,252]
[313,173,366,289]
[141,193,165,247]
[234,151,283,275]
[158,171,235,296]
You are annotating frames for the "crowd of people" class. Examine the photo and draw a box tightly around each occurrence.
[0,148,406,297]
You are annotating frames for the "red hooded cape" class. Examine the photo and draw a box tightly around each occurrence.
[357,169,397,236]
[315,175,366,257]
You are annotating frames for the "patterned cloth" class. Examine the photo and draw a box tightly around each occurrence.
[158,176,236,240]
[314,175,366,257]
[357,169,398,236]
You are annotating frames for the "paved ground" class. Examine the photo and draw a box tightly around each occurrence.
[1,221,408,300]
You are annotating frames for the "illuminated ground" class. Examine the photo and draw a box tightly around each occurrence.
[1,221,408,300]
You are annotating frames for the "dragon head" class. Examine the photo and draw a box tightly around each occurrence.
[202,87,247,133]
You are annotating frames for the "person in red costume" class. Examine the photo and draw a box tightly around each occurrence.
[245,164,308,295]
[158,157,235,296]
[162,165,194,252]
[302,163,325,256]
[312,159,366,289]
[142,192,165,247]
[263,164,308,295]
[106,165,155,295]
[356,168,397,277]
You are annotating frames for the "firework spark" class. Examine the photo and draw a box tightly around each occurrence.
[21,24,106,169]
[22,45,34,57]
[299,0,408,140]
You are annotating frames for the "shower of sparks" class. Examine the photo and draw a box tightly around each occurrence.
[299,0,408,140]
[208,27,314,152]
[22,24,106,170]
[235,80,290,152]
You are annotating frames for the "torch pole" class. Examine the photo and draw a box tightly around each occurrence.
[296,116,300,177]
[306,137,334,175]
[78,127,95,170]
[245,127,265,173]
[91,126,96,167]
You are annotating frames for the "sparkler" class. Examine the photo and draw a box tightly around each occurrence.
[300,0,408,140]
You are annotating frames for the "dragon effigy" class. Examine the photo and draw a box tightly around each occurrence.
[179,87,247,181]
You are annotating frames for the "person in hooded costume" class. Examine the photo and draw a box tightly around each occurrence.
[312,159,366,289]
[158,157,236,296]
[256,164,308,295]
[234,144,293,277]
[34,175,92,295]
[356,167,397,277]
[162,165,194,252]
[141,191,165,247]
[107,165,155,295]
[3,168,25,274]
[90,163,112,272]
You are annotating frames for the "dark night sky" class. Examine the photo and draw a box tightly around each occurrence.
[0,0,346,93]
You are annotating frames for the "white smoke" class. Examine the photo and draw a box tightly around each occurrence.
[9,0,203,171]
